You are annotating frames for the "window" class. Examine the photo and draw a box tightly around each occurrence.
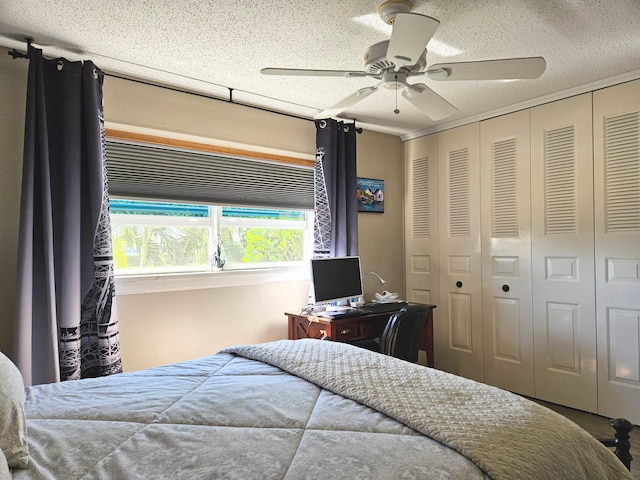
[110,199,313,276]
[104,134,315,289]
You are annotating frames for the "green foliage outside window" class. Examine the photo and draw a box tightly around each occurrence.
[221,227,304,263]
[113,225,305,270]
[112,226,209,269]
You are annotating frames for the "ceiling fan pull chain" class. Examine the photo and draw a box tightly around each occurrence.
[394,73,400,114]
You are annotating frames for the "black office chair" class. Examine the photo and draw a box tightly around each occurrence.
[350,304,429,363]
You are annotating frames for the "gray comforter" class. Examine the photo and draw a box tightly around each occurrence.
[13,339,630,479]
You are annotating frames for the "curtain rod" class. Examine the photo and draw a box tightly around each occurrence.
[8,42,362,132]
[106,73,361,133]
[105,72,314,123]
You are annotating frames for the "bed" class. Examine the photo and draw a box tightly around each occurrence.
[1,339,633,479]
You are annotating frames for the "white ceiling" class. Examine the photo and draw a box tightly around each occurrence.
[1,0,640,138]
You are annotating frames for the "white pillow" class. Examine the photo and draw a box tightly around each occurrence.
[0,351,29,469]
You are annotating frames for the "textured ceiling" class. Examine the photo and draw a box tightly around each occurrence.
[1,0,640,137]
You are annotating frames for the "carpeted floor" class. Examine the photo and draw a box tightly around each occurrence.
[533,399,638,479]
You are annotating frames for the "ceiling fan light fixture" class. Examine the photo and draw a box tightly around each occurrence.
[382,70,407,89]
[377,0,413,25]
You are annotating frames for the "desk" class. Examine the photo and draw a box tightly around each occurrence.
[285,303,435,367]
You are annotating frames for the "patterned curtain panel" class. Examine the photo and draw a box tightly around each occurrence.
[313,119,358,258]
[14,46,122,385]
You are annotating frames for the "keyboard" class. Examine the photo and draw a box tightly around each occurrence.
[360,302,408,314]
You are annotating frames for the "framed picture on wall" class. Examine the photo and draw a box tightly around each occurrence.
[357,177,384,213]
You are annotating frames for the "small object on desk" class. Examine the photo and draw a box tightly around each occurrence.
[374,291,400,303]
[350,295,365,308]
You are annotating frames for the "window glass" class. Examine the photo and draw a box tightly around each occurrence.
[110,199,312,275]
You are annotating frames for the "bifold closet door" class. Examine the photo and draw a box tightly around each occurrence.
[404,135,439,307]
[530,93,597,413]
[480,110,534,396]
[404,135,440,367]
[437,123,484,381]
[593,80,640,425]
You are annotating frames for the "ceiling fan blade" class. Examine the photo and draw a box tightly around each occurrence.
[426,57,546,81]
[402,83,457,121]
[314,84,380,119]
[387,13,440,70]
[261,67,367,78]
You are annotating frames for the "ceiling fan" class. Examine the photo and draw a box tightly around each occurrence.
[261,0,546,121]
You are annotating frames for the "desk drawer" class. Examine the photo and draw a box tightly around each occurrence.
[334,322,359,341]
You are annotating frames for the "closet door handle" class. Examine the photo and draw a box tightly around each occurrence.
[456,281,463,288]
[502,284,510,292]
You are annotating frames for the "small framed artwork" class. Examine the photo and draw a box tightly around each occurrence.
[357,177,384,213]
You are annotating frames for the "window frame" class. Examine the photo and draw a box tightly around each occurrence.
[114,265,310,295]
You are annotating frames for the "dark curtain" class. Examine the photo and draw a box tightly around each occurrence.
[313,119,358,258]
[14,46,122,386]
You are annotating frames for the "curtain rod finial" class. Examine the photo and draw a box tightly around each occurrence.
[8,49,28,59]
[8,36,33,60]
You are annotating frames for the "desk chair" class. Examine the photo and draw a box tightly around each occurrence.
[350,304,429,363]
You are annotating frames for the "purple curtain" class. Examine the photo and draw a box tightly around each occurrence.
[313,119,358,258]
[14,46,122,385]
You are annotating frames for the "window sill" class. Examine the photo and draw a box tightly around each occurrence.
[114,266,309,295]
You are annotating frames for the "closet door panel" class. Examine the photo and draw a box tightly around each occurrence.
[530,93,597,412]
[593,79,640,425]
[404,135,439,366]
[437,122,483,381]
[480,110,534,396]
[404,135,439,307]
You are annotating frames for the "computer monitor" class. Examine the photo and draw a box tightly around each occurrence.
[309,256,363,305]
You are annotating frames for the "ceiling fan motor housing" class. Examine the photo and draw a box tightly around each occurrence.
[364,40,427,75]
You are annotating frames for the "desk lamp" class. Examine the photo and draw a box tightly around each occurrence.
[357,271,386,304]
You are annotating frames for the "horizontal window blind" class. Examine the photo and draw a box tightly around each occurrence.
[105,139,315,210]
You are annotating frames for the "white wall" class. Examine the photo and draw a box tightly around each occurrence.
[103,76,316,371]
[356,130,404,300]
[117,282,310,369]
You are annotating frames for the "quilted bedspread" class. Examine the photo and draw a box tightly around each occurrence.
[224,339,632,480]
[12,339,630,479]
[14,341,488,480]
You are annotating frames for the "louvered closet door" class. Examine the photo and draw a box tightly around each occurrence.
[437,123,484,381]
[404,134,439,307]
[404,135,440,366]
[593,80,640,425]
[480,110,534,396]
[530,94,597,412]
